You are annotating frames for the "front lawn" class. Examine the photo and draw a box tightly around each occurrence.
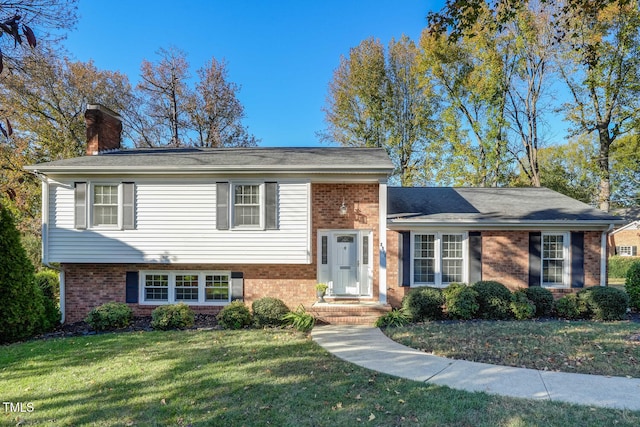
[1,329,639,426]
[384,320,640,378]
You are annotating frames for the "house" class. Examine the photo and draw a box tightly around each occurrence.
[25,105,623,323]
[608,220,640,257]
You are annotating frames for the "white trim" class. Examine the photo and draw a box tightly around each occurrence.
[59,270,65,323]
[541,232,570,289]
[138,270,232,305]
[378,180,387,304]
[41,180,49,266]
[610,220,640,234]
[410,231,468,288]
[602,224,615,286]
[230,182,264,229]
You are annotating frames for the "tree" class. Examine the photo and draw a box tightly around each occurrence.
[421,13,511,187]
[188,57,258,147]
[135,46,191,147]
[0,204,46,343]
[557,0,640,211]
[0,48,133,236]
[321,37,387,148]
[321,36,440,185]
[609,133,640,207]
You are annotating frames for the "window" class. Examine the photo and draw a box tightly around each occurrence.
[234,184,260,226]
[74,182,135,230]
[141,271,231,305]
[216,182,278,230]
[617,246,638,256]
[205,274,230,301]
[93,184,119,226]
[413,233,466,287]
[542,233,568,287]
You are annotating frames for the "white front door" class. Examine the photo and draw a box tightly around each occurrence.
[333,234,358,295]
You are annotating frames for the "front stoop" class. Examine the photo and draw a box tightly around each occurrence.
[308,302,392,326]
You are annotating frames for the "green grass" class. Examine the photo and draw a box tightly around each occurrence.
[0,329,639,426]
[384,320,640,378]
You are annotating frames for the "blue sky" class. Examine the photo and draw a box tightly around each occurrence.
[63,0,441,147]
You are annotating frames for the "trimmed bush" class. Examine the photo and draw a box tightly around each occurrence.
[609,255,640,279]
[524,287,554,317]
[217,300,252,329]
[375,309,411,327]
[0,205,47,343]
[470,281,513,320]
[85,302,133,331]
[510,290,536,320]
[35,270,61,330]
[252,297,290,327]
[554,294,585,320]
[578,287,629,321]
[282,305,315,332]
[442,283,479,320]
[151,303,195,330]
[402,287,445,321]
[625,261,640,311]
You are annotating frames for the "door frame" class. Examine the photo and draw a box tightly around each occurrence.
[317,229,373,297]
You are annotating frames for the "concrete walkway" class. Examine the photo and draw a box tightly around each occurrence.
[311,325,640,411]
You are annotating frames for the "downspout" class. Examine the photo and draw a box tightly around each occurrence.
[378,179,387,304]
[600,223,615,287]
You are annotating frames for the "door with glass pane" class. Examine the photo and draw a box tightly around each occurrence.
[332,234,357,295]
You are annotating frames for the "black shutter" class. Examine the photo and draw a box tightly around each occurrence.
[401,231,411,286]
[468,231,482,284]
[231,272,244,300]
[123,182,136,230]
[265,182,278,230]
[529,232,542,287]
[216,182,229,230]
[571,232,585,288]
[125,271,139,303]
[74,182,87,229]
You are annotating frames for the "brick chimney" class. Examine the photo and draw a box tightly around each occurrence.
[85,104,122,156]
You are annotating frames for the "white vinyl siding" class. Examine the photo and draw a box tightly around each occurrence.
[47,179,310,264]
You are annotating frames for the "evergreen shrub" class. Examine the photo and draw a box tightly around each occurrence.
[442,283,479,320]
[524,287,555,317]
[470,281,513,320]
[85,302,133,331]
[252,297,290,327]
[625,261,640,311]
[151,303,195,330]
[578,287,629,321]
[217,300,252,329]
[402,286,445,321]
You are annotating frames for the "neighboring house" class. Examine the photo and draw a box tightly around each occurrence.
[608,220,640,257]
[25,105,623,323]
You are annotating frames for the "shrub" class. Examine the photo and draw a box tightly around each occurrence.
[0,205,47,343]
[217,300,252,329]
[85,302,132,331]
[524,287,555,317]
[510,290,536,320]
[282,305,315,332]
[470,281,513,320]
[442,283,479,320]
[252,297,290,327]
[578,287,629,321]
[375,309,411,327]
[609,255,640,279]
[625,261,640,311]
[402,287,445,321]
[151,303,195,330]
[35,270,61,330]
[554,294,585,320]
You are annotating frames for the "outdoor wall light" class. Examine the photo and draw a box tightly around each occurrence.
[339,200,347,216]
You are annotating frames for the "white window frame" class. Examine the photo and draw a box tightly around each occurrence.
[617,245,637,257]
[411,232,468,288]
[90,183,122,229]
[231,182,264,229]
[541,232,570,288]
[139,271,231,305]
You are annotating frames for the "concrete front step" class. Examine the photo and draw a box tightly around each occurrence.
[308,302,392,326]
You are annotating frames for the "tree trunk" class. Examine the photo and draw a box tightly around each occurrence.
[597,127,611,212]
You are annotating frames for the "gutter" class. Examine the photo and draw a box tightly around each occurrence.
[601,223,615,287]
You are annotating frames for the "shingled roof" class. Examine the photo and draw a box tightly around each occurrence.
[25,147,394,176]
[387,187,621,227]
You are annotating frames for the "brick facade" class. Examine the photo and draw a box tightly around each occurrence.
[62,182,381,323]
[385,229,604,308]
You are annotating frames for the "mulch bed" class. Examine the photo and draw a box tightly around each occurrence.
[37,314,221,340]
